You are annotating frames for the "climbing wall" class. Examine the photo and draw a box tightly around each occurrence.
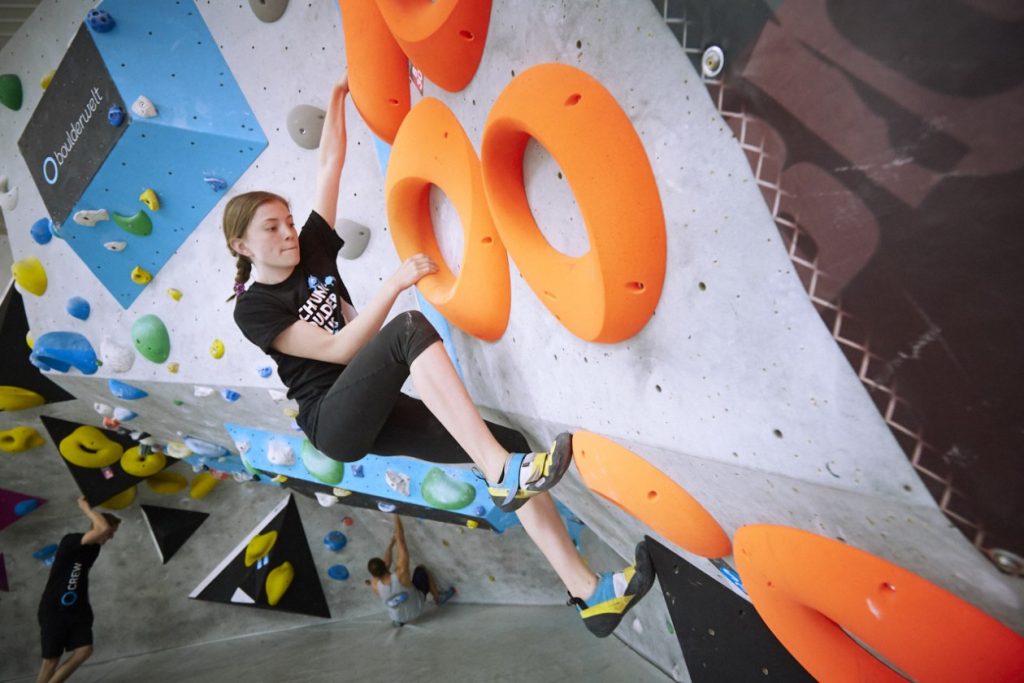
[1,0,1022,680]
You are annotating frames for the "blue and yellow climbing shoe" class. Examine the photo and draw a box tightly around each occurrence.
[487,432,573,512]
[569,541,655,638]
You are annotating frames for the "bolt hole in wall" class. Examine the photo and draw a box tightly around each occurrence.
[428,184,464,278]
[522,138,590,258]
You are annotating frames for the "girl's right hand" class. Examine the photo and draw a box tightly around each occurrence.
[390,253,438,292]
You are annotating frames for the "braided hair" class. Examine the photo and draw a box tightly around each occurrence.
[222,190,289,301]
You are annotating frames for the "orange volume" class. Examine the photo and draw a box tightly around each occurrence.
[734,525,1024,682]
[572,431,731,558]
[338,0,410,143]
[481,63,666,343]
[386,97,511,341]
[375,0,492,92]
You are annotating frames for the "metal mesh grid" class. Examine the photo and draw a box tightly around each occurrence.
[650,0,1002,559]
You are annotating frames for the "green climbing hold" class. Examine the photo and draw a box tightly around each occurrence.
[300,439,344,485]
[131,314,170,363]
[421,467,476,510]
[0,74,23,111]
[112,210,152,236]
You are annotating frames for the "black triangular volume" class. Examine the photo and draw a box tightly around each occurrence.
[645,536,812,682]
[0,288,75,405]
[190,495,330,618]
[141,505,209,564]
[39,416,178,507]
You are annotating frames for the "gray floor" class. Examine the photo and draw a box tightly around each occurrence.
[6,604,672,683]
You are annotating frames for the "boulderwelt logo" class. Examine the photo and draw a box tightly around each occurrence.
[42,86,104,185]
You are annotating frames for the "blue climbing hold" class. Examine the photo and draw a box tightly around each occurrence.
[113,407,137,422]
[107,104,124,126]
[108,379,148,400]
[220,389,241,402]
[33,543,58,561]
[472,505,486,517]
[258,366,273,378]
[328,564,350,581]
[377,501,397,513]
[351,464,364,478]
[183,436,229,458]
[66,297,90,321]
[14,498,39,516]
[30,332,99,374]
[323,530,347,552]
[85,8,115,32]
[204,176,227,192]
[30,218,52,245]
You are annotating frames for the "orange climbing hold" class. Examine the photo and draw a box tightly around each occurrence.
[375,0,491,92]
[734,525,1024,682]
[387,97,510,340]
[572,431,730,558]
[481,64,666,343]
[337,0,409,143]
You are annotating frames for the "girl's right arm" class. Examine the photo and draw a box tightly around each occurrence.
[270,253,437,365]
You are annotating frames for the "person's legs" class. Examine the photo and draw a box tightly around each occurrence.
[47,645,91,683]
[411,565,437,602]
[515,492,599,600]
[35,658,58,683]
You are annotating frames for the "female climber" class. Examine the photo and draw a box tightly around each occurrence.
[223,75,654,637]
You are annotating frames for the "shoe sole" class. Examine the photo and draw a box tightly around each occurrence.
[491,432,573,512]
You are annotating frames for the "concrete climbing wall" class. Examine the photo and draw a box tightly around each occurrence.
[1,0,1022,680]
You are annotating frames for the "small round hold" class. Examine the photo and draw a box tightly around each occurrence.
[337,219,371,260]
[131,95,157,118]
[66,296,90,320]
[209,339,225,359]
[342,516,354,526]
[30,217,53,245]
[472,505,486,516]
[167,362,180,374]
[104,241,127,252]
[130,265,152,284]
[93,402,113,416]
[258,366,272,378]
[286,104,326,150]
[466,520,479,529]
[167,288,182,301]
[702,45,725,78]
[351,464,364,478]
[107,104,124,126]
[377,501,397,513]
[220,389,240,402]
[86,8,115,33]
[327,564,350,581]
[204,176,227,192]
[323,530,347,551]
[113,406,137,422]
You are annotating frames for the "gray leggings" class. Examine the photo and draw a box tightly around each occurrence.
[310,311,528,463]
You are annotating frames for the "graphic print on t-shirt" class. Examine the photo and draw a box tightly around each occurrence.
[299,275,339,333]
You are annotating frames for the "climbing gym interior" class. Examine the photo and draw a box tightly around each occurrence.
[1,1,1022,681]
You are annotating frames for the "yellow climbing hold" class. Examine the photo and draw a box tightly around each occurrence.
[26,332,34,349]
[190,471,219,499]
[12,256,47,296]
[245,531,277,567]
[131,266,152,284]
[0,426,46,452]
[332,488,352,497]
[167,362,179,373]
[265,561,294,606]
[40,69,56,89]
[167,288,182,301]
[272,474,288,483]
[165,441,192,458]
[100,486,137,510]
[283,407,299,418]
[209,339,225,359]
[139,188,160,211]
[0,386,45,411]
[120,446,167,477]
[146,471,188,494]
[59,426,123,468]
[466,520,479,529]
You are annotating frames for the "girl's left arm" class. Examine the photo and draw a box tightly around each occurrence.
[313,75,349,230]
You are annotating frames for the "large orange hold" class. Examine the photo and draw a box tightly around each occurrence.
[387,97,511,340]
[375,0,491,92]
[572,431,731,558]
[337,0,409,143]
[481,64,666,343]
[734,525,1024,682]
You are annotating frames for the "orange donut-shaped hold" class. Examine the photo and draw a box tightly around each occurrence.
[338,0,410,143]
[573,431,731,558]
[374,0,492,92]
[386,97,511,341]
[481,64,666,343]
[734,525,1024,682]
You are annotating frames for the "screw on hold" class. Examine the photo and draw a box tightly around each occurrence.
[988,548,1024,576]
[702,45,725,78]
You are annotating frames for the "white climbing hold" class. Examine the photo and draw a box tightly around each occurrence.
[632,618,644,634]
[315,492,339,507]
[193,386,214,398]
[113,406,137,422]
[385,469,411,497]
[233,471,254,482]
[166,441,192,458]
[100,337,135,373]
[267,439,294,466]
[235,439,251,455]
[0,183,16,212]
[131,95,157,118]
[73,208,109,226]
[268,389,287,402]
[104,241,127,252]
[93,402,113,416]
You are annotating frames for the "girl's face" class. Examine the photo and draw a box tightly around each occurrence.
[232,200,300,272]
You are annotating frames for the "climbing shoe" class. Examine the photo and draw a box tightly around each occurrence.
[569,541,655,638]
[486,432,573,512]
[437,586,456,605]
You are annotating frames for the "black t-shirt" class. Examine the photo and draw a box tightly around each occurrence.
[38,533,101,616]
[234,210,353,436]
